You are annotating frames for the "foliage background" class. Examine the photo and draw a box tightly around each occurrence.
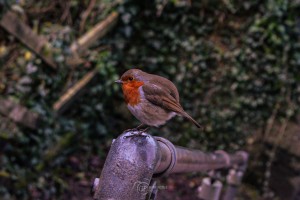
[0,0,300,199]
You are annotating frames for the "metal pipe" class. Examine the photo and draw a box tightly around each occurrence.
[198,177,223,200]
[154,136,248,176]
[92,131,248,199]
[93,131,160,200]
[223,158,248,200]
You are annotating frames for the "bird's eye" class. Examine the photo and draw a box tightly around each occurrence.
[128,77,133,81]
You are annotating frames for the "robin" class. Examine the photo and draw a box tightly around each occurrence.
[115,69,202,130]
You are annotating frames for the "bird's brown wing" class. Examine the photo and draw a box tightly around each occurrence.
[146,74,180,102]
[142,83,181,110]
[142,84,202,128]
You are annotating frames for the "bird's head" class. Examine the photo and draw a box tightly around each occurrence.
[115,69,144,86]
[115,69,145,105]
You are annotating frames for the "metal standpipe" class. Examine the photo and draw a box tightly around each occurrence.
[198,177,223,200]
[92,131,248,200]
[93,131,160,200]
[223,152,248,200]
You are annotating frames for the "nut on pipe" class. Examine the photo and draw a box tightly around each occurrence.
[154,137,177,176]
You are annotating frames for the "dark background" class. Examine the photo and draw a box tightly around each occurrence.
[0,0,300,199]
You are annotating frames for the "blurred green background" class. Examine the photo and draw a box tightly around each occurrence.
[0,0,300,199]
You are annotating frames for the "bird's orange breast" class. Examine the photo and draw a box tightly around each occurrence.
[122,81,144,106]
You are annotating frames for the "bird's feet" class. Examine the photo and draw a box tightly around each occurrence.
[124,131,149,138]
[123,128,138,133]
[123,126,150,138]
[123,124,148,134]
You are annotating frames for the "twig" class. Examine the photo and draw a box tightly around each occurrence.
[79,0,97,33]
[60,0,72,24]
[263,116,289,198]
[53,69,98,115]
[263,102,280,141]
[70,11,119,53]
[262,87,295,198]
[27,1,57,14]
[53,12,119,114]
[156,0,168,17]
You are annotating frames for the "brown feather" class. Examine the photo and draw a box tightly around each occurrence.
[142,84,202,128]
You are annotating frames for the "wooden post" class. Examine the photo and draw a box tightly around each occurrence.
[0,11,57,69]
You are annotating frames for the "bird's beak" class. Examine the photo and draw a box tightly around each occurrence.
[115,80,123,84]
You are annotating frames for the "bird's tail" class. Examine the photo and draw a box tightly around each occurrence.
[180,111,203,129]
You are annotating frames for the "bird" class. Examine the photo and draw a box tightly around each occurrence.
[115,69,202,130]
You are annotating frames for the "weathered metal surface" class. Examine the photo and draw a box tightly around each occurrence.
[154,137,248,175]
[198,178,223,200]
[93,132,248,199]
[93,131,160,200]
